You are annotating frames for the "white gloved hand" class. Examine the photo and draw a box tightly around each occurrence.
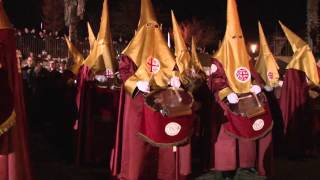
[278,80,283,87]
[250,85,261,95]
[210,64,218,74]
[264,85,273,92]
[170,76,181,89]
[227,92,239,104]
[136,80,150,93]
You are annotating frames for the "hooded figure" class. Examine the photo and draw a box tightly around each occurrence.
[73,0,120,165]
[279,21,320,159]
[0,3,32,180]
[203,0,273,178]
[110,0,194,179]
[256,21,284,157]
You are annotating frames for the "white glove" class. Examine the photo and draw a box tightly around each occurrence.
[250,85,261,95]
[227,92,239,104]
[170,76,181,89]
[210,64,218,74]
[264,85,273,92]
[278,80,283,87]
[136,80,150,93]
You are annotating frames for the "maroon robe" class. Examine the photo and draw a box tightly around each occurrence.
[280,69,313,158]
[0,28,32,180]
[110,55,191,180]
[75,66,120,165]
[207,58,272,176]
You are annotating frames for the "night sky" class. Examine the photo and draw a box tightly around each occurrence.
[3,0,307,42]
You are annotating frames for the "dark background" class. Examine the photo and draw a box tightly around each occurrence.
[3,0,307,45]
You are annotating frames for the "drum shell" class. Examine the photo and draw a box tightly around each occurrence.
[138,103,195,147]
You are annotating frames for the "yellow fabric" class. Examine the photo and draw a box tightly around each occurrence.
[64,36,84,75]
[0,110,16,136]
[255,22,279,87]
[171,10,190,73]
[214,0,252,94]
[123,0,175,95]
[279,21,307,53]
[0,3,12,29]
[137,0,157,31]
[191,37,204,72]
[218,87,233,100]
[279,21,319,86]
[83,0,116,73]
[87,22,96,51]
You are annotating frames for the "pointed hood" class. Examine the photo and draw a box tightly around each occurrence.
[137,0,157,31]
[87,22,96,51]
[279,21,319,85]
[64,36,84,75]
[214,0,251,94]
[279,21,307,53]
[255,21,280,87]
[122,0,175,95]
[83,0,116,73]
[191,37,204,72]
[0,3,13,29]
[171,10,191,73]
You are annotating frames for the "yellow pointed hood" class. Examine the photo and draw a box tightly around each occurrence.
[255,21,279,87]
[171,10,190,73]
[279,21,319,85]
[191,37,204,72]
[279,21,307,53]
[83,0,116,73]
[0,3,13,29]
[87,22,96,51]
[137,0,157,31]
[64,36,84,75]
[214,0,252,94]
[123,0,176,95]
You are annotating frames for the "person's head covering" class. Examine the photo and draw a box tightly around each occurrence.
[171,10,190,73]
[214,0,252,94]
[191,37,204,72]
[279,21,319,86]
[87,22,96,51]
[83,0,116,74]
[0,3,12,29]
[123,0,175,95]
[64,35,84,75]
[255,21,280,87]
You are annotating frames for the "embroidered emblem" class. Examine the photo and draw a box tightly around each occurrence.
[252,119,264,131]
[267,72,273,80]
[165,122,181,136]
[234,67,251,83]
[147,56,160,73]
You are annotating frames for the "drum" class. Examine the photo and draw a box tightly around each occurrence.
[221,92,273,140]
[139,88,195,147]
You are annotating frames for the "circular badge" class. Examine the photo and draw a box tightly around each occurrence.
[165,122,181,136]
[252,119,264,131]
[267,72,273,80]
[105,68,114,78]
[234,67,251,83]
[147,56,160,73]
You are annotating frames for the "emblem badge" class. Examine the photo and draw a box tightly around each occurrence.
[234,67,251,83]
[165,122,181,136]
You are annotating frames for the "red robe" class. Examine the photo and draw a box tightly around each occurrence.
[207,58,272,176]
[280,69,313,158]
[0,28,32,180]
[110,55,191,180]
[75,66,120,165]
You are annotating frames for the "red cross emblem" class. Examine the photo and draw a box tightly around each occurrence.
[267,72,273,80]
[235,67,250,82]
[146,56,160,73]
[105,68,114,78]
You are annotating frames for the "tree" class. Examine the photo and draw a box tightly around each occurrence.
[306,0,319,54]
[42,0,65,32]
